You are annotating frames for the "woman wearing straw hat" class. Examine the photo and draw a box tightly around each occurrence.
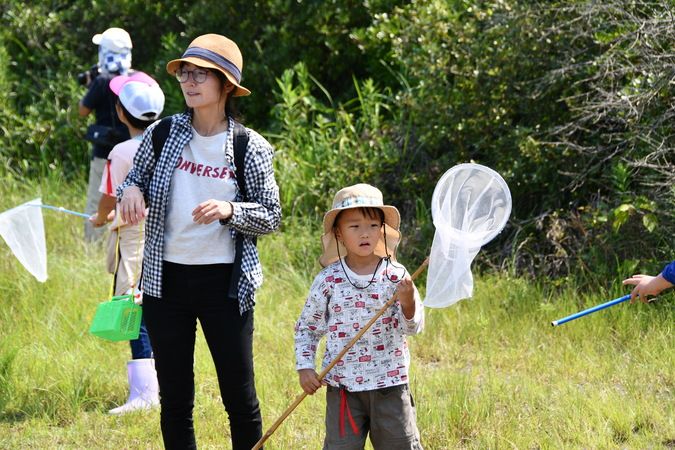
[118,34,281,449]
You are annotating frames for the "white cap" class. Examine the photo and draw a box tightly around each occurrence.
[110,72,165,121]
[118,80,165,121]
[92,28,132,53]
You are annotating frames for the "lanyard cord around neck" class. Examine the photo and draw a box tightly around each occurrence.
[334,226,406,290]
[337,251,383,290]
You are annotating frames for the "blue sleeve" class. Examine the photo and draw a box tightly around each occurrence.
[661,261,675,284]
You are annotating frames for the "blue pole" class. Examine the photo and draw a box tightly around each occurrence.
[551,294,631,327]
[34,204,91,219]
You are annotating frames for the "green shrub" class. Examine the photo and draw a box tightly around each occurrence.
[272,63,397,217]
[1,0,671,280]
[355,0,674,276]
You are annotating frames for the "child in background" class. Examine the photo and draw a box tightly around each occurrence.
[295,183,424,450]
[79,27,133,241]
[89,71,165,414]
[623,260,675,302]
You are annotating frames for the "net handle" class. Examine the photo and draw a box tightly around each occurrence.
[251,258,429,450]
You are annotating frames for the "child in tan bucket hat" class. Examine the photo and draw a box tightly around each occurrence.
[295,183,425,449]
[319,183,401,267]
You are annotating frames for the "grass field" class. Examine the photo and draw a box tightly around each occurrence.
[0,175,673,449]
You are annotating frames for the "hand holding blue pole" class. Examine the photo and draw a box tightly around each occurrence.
[551,294,631,326]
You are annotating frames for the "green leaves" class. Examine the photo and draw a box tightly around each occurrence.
[612,197,658,233]
[642,213,658,233]
[612,204,636,232]
[272,63,401,223]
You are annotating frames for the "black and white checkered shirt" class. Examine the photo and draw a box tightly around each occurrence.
[118,112,281,314]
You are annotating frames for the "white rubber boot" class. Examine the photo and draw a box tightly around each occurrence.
[108,358,160,415]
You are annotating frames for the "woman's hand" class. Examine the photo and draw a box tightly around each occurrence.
[119,186,146,225]
[298,369,324,395]
[192,200,233,225]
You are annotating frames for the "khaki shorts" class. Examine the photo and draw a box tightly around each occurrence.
[106,223,144,296]
[323,384,423,450]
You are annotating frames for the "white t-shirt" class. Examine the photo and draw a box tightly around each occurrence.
[99,137,143,230]
[163,127,237,264]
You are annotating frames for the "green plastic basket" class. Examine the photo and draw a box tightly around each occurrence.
[89,294,142,341]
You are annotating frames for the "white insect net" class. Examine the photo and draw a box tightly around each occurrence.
[0,198,48,282]
[424,164,511,308]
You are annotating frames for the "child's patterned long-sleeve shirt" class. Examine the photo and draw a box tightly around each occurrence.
[295,259,424,392]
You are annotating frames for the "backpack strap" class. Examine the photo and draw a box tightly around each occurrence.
[151,117,172,161]
[228,121,252,302]
[232,121,248,198]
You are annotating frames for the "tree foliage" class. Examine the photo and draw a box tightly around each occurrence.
[355,0,674,275]
[0,0,672,278]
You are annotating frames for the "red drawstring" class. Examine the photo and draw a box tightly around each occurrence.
[339,387,359,438]
[105,160,113,196]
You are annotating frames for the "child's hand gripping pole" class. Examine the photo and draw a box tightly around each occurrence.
[251,258,429,450]
[550,294,631,326]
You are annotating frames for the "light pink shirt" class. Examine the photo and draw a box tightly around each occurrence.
[99,137,143,229]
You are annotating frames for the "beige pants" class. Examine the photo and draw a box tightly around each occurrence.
[84,157,107,242]
[106,222,145,296]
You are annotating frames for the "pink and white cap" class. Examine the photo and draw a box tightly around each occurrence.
[110,72,165,121]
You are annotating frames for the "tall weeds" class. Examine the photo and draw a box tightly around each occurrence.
[0,179,673,448]
[271,63,404,220]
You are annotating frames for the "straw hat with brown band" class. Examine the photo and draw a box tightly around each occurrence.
[166,33,251,97]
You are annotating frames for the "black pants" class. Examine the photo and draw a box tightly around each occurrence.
[143,261,263,450]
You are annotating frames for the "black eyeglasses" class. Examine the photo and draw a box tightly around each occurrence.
[175,68,210,84]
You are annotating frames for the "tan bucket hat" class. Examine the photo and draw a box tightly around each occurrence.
[319,184,401,267]
[166,33,251,97]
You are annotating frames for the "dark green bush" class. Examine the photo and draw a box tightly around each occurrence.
[355,0,674,276]
[0,1,187,178]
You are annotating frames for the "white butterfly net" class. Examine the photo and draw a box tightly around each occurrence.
[424,164,511,308]
[0,198,48,282]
